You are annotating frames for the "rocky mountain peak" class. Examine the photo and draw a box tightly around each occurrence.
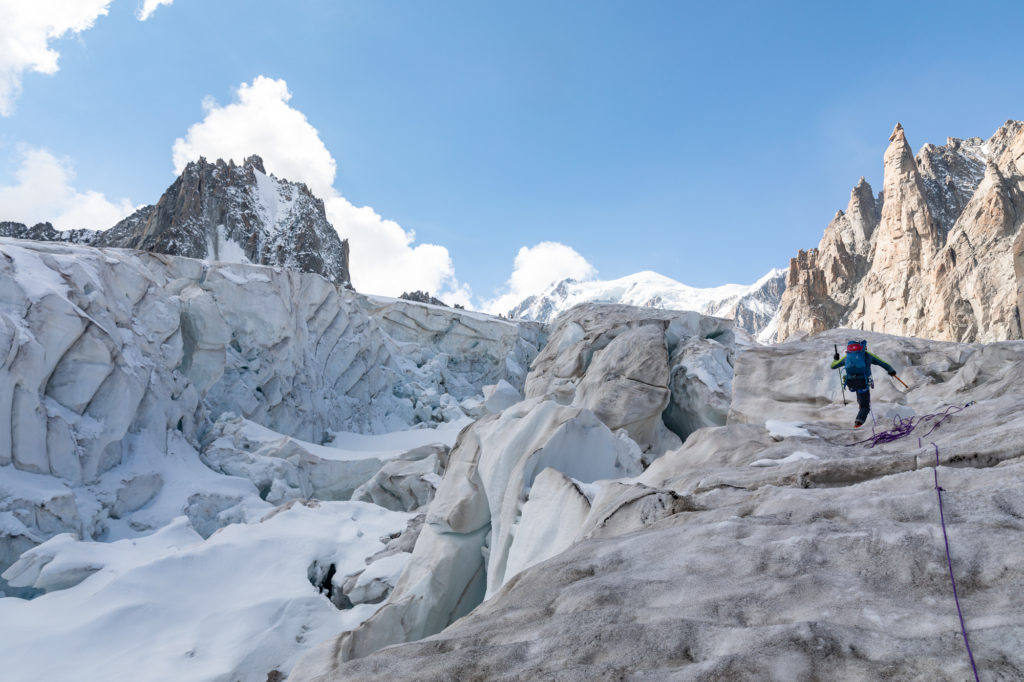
[778,120,1024,343]
[243,154,266,173]
[0,155,351,288]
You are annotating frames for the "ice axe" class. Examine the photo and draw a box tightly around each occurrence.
[834,344,847,405]
[891,374,909,389]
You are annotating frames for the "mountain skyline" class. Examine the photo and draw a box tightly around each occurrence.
[4,2,1024,310]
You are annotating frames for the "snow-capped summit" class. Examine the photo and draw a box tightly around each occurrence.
[0,155,352,287]
[507,268,787,342]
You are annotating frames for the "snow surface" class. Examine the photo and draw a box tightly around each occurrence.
[524,270,751,320]
[765,419,812,440]
[0,502,411,682]
[749,451,821,467]
[214,224,251,264]
[253,168,297,233]
[327,416,472,455]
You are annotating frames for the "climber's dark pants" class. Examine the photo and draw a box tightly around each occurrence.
[845,374,872,425]
[855,389,871,425]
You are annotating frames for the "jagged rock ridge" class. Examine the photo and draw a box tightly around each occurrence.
[0,155,351,287]
[779,120,1024,342]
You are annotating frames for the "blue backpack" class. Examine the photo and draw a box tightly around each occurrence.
[844,340,870,378]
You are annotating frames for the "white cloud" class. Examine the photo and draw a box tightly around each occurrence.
[137,0,174,21]
[172,76,337,199]
[483,242,597,315]
[324,196,462,299]
[0,146,135,230]
[0,0,113,116]
[175,75,467,300]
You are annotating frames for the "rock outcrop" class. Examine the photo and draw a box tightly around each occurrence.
[779,120,1024,343]
[1,155,352,287]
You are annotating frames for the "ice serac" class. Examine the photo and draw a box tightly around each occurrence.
[290,398,645,674]
[359,294,546,400]
[778,120,1024,343]
[527,303,736,452]
[0,238,403,590]
[295,328,1024,681]
[291,304,738,676]
[1,155,352,287]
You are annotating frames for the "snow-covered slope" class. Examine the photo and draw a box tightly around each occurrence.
[0,502,412,681]
[507,268,786,342]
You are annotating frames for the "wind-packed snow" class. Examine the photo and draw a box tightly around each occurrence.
[0,502,410,682]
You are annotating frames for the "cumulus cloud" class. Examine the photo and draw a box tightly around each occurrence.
[324,196,462,299]
[483,242,597,315]
[174,75,468,301]
[0,146,135,230]
[0,0,113,116]
[137,0,175,21]
[172,76,337,198]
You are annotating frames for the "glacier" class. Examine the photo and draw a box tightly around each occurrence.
[1,234,1023,682]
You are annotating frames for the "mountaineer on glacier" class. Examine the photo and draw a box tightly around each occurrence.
[831,339,897,427]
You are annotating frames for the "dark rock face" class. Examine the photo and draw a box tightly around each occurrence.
[1,155,351,288]
[399,291,448,307]
[0,221,101,244]
[705,269,787,341]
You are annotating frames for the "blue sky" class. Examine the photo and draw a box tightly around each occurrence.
[2,1,1023,309]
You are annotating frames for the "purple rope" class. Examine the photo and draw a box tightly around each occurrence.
[851,403,972,449]
[932,442,980,682]
[842,403,980,676]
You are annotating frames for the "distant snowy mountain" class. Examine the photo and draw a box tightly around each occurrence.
[507,268,787,342]
[0,155,351,287]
